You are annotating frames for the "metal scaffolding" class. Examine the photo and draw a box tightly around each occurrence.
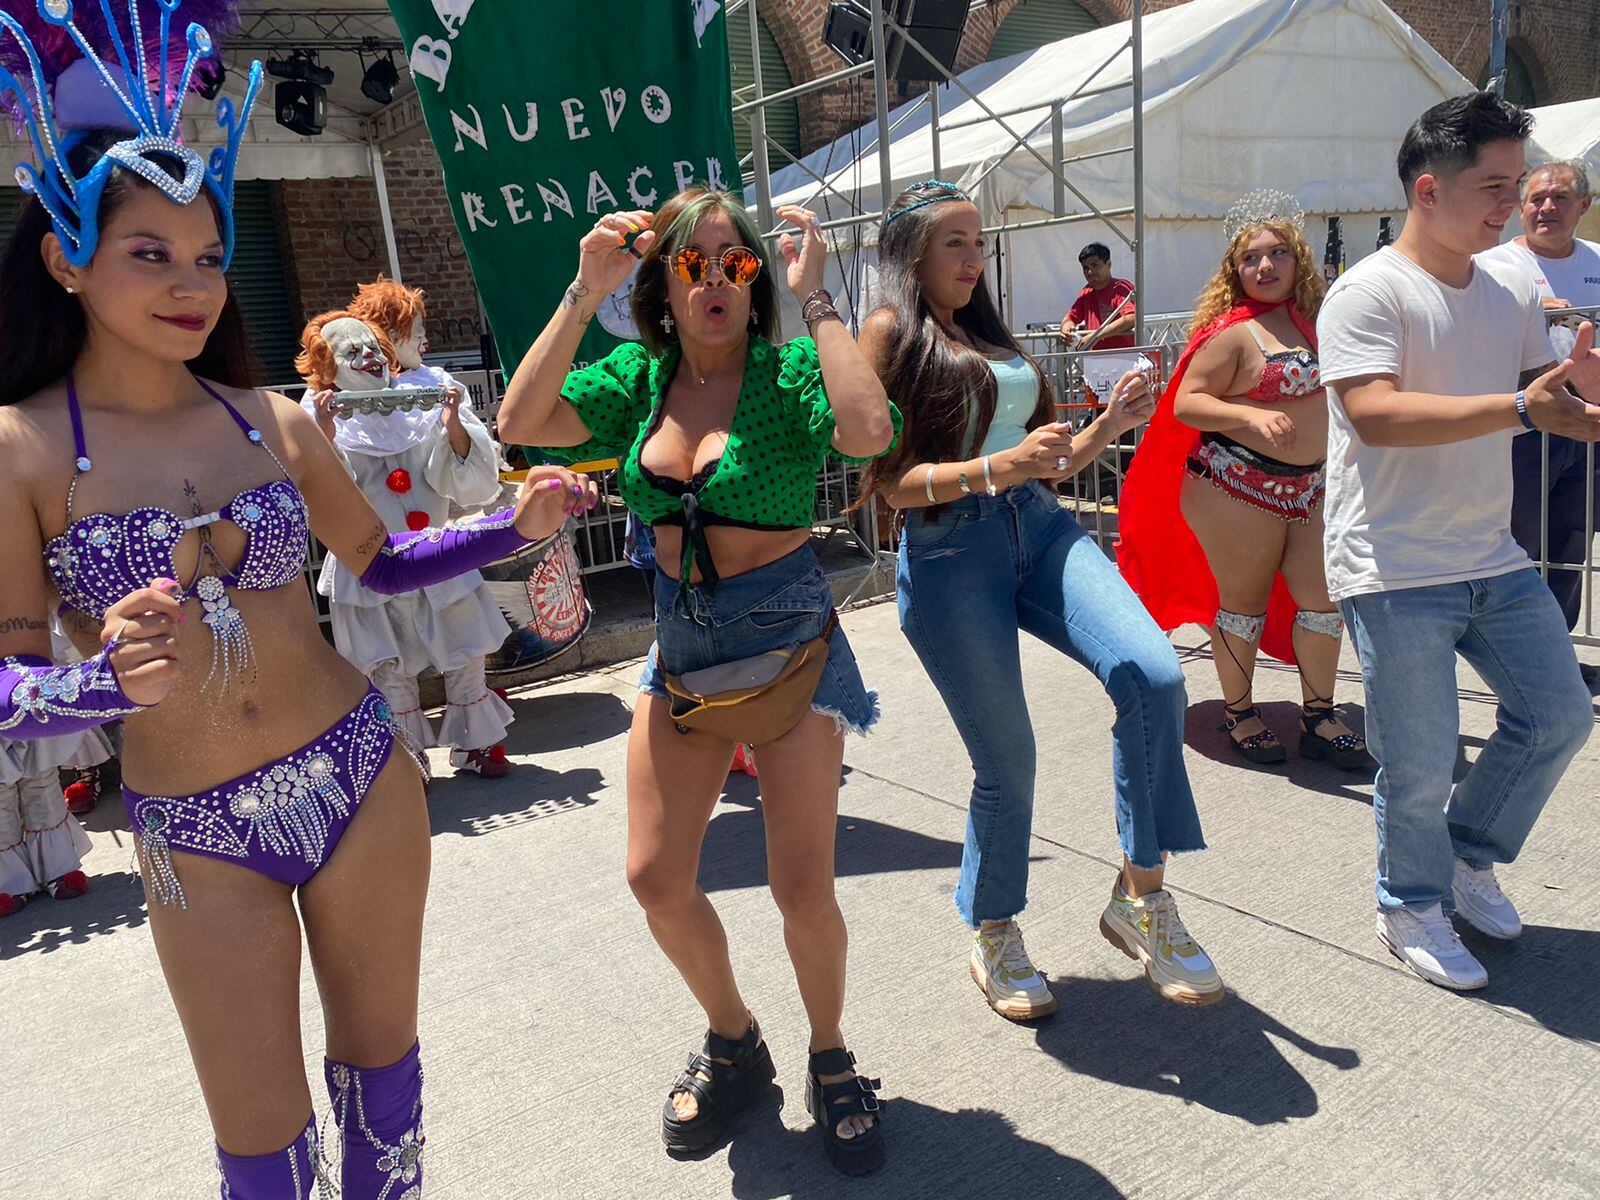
[728,0,1148,344]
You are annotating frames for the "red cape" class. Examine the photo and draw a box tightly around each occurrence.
[1116,300,1317,665]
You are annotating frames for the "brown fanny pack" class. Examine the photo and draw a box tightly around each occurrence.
[663,613,839,746]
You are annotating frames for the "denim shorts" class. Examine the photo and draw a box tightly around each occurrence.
[638,544,880,736]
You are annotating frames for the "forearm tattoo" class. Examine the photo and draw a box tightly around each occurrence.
[562,280,595,326]
[356,521,388,557]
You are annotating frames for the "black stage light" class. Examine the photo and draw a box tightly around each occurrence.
[276,80,327,136]
[266,49,335,87]
[361,53,400,106]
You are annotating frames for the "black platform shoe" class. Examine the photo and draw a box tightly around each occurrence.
[1298,704,1374,772]
[805,1047,885,1176]
[1220,704,1287,765]
[660,1018,776,1155]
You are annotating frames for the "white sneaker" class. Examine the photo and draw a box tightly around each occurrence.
[969,920,1058,1021]
[1451,860,1522,940]
[1376,904,1488,990]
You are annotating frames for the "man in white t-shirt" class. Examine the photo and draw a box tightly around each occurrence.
[1318,93,1600,992]
[1480,161,1600,672]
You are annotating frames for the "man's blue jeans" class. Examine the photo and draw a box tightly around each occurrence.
[897,481,1206,928]
[1341,568,1592,913]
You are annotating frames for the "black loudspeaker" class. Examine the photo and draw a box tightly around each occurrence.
[824,0,970,82]
[275,80,327,136]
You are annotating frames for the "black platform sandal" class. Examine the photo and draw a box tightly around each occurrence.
[1220,704,1286,764]
[660,1018,776,1155]
[1298,704,1374,772]
[805,1047,885,1177]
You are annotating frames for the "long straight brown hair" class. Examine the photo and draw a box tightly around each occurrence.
[856,182,1053,505]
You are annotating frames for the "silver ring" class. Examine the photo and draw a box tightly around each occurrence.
[1055,456,1070,471]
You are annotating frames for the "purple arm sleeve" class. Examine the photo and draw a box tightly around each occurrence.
[357,506,531,596]
[0,647,144,739]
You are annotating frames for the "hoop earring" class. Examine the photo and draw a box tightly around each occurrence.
[661,310,675,334]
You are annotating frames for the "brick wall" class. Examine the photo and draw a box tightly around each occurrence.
[274,142,482,359]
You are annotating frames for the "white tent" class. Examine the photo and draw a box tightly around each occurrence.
[764,0,1473,326]
[1529,97,1600,242]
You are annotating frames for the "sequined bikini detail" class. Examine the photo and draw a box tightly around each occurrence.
[125,690,403,906]
[42,376,309,691]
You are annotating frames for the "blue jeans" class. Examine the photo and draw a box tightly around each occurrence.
[1341,568,1592,913]
[897,480,1206,927]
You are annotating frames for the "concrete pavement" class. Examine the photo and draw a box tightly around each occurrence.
[3,599,1597,1199]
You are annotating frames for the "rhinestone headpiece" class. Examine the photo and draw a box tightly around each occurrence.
[1222,189,1306,244]
[0,0,261,268]
[884,179,972,228]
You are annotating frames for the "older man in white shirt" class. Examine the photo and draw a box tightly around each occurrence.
[1481,160,1600,686]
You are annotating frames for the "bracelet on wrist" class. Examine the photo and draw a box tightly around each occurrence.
[1514,389,1536,431]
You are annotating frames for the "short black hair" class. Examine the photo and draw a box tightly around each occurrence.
[1078,242,1111,265]
[1397,91,1532,200]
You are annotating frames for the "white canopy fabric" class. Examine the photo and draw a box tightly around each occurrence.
[764,0,1473,324]
[1528,98,1600,242]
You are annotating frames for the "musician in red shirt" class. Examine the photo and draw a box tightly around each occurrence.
[1060,242,1137,350]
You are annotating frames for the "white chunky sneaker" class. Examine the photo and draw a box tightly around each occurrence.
[1099,883,1224,1005]
[969,920,1058,1021]
[1451,860,1522,940]
[1377,903,1488,990]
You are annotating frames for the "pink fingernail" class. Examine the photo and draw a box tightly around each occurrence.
[545,479,564,491]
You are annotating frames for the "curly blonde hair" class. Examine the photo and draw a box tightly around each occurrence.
[1189,220,1325,336]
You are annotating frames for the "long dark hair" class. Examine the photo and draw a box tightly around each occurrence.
[0,132,256,407]
[857,182,1051,504]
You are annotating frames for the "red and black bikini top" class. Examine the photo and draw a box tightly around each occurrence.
[1239,321,1320,403]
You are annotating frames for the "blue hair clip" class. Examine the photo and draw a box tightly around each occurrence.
[0,0,261,269]
[883,179,972,227]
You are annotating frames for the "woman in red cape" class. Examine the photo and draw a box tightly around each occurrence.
[1118,197,1370,771]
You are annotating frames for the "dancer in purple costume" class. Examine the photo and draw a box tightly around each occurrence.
[0,2,594,1194]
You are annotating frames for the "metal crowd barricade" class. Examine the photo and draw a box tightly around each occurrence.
[1531,302,1600,648]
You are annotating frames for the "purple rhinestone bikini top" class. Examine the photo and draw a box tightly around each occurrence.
[43,377,310,622]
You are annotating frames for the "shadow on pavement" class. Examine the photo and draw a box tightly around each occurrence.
[0,868,148,960]
[1034,976,1360,1125]
[723,1096,1126,1199]
[698,786,1001,895]
[1464,922,1600,1045]
[1185,698,1376,803]
[427,763,605,839]
[503,689,634,753]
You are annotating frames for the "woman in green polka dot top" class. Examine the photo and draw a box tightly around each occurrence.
[496,187,897,1176]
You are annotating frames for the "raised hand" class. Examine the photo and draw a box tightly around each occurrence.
[101,580,184,707]
[570,210,657,316]
[1106,368,1156,433]
[1556,320,1600,402]
[305,389,338,440]
[776,204,826,302]
[515,466,599,542]
[1524,345,1600,441]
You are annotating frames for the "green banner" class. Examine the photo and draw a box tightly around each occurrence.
[385,0,741,368]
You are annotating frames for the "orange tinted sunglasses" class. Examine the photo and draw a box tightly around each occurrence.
[661,245,763,287]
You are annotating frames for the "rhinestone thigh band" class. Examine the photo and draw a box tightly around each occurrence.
[123,688,419,906]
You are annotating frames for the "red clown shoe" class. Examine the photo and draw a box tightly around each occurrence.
[449,744,511,779]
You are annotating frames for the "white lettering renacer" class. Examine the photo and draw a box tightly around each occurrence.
[409,0,475,90]
[601,88,627,132]
[501,183,533,225]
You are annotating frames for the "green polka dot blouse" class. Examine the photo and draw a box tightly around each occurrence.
[542,336,902,531]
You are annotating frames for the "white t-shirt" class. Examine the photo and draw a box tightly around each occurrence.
[1478,237,1600,357]
[1317,246,1555,602]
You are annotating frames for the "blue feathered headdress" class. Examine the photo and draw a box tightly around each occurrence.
[0,0,261,268]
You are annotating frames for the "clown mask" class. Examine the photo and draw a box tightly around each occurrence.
[394,315,429,371]
[326,317,392,391]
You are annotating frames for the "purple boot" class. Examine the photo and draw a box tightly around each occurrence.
[324,1041,425,1198]
[216,1115,324,1198]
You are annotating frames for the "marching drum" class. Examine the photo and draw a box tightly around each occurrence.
[480,523,592,677]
